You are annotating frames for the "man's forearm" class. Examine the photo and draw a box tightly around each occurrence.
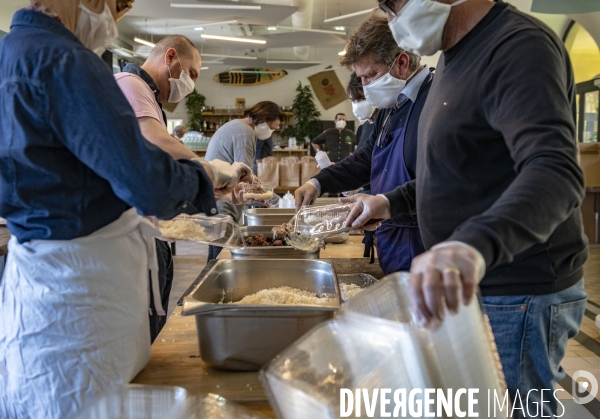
[139,117,198,160]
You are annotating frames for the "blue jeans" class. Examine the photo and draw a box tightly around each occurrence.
[482,279,586,418]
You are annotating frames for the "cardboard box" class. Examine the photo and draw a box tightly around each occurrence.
[578,143,600,187]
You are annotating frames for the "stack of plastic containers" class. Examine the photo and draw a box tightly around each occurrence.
[262,272,508,419]
[77,386,267,419]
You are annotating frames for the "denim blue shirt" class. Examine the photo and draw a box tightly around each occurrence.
[0,10,217,242]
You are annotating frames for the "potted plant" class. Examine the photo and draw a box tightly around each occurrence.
[185,90,206,132]
[281,82,321,146]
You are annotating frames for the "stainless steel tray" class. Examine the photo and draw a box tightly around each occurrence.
[182,259,340,371]
[231,226,320,259]
[243,208,295,226]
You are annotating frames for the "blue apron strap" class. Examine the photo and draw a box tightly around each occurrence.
[362,230,376,264]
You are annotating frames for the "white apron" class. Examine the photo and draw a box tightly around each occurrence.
[0,208,162,419]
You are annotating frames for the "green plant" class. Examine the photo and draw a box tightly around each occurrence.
[281,82,321,144]
[185,90,206,132]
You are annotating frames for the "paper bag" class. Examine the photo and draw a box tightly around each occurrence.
[301,156,320,184]
[279,156,301,187]
[308,70,346,110]
[257,156,280,186]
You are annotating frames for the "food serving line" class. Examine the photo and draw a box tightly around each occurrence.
[131,204,383,417]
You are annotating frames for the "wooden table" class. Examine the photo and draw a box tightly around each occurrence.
[0,226,10,256]
[131,236,381,417]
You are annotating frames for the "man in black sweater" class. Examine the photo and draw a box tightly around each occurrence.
[347,0,588,416]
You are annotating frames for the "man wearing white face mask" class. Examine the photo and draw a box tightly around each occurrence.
[0,1,250,418]
[344,0,588,415]
[115,35,251,342]
[205,101,285,260]
[296,14,432,275]
[348,72,378,151]
[311,113,356,163]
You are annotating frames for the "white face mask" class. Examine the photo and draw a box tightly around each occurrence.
[363,60,409,109]
[388,0,469,57]
[255,122,274,140]
[335,120,347,130]
[352,100,376,121]
[74,1,118,51]
[166,51,195,103]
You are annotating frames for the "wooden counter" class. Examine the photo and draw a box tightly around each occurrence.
[272,149,308,158]
[0,226,10,256]
[131,236,381,417]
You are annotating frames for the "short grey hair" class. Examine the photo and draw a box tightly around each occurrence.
[340,11,420,72]
[173,125,185,135]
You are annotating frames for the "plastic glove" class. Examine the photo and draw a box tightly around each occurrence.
[205,160,252,200]
[341,194,390,232]
[408,242,486,328]
[341,188,361,197]
[295,181,320,211]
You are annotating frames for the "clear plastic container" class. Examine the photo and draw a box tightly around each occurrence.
[240,182,276,203]
[181,394,268,419]
[156,214,243,249]
[261,319,431,419]
[293,203,353,238]
[75,384,188,419]
[340,272,508,418]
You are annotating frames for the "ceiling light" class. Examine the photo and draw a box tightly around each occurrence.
[201,67,209,70]
[334,26,345,31]
[201,34,266,44]
[267,60,322,65]
[173,20,238,30]
[267,26,277,31]
[194,27,204,31]
[275,26,346,35]
[324,9,372,23]
[134,37,155,48]
[338,50,346,56]
[170,3,261,10]
[229,70,283,74]
[201,53,258,60]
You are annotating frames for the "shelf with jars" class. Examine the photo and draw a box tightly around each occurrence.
[199,107,294,136]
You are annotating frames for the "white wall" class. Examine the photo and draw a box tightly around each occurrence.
[165,45,442,129]
[165,45,354,127]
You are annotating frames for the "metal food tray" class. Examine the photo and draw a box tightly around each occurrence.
[243,208,296,226]
[182,259,340,371]
[337,273,378,302]
[231,226,320,259]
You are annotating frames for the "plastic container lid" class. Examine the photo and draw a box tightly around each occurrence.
[293,203,353,238]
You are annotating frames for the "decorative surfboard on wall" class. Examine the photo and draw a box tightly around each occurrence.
[214,68,288,86]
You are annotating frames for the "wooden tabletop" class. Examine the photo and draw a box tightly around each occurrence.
[131,236,381,417]
[0,226,10,256]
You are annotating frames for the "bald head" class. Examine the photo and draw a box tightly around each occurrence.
[147,35,197,61]
[141,34,201,103]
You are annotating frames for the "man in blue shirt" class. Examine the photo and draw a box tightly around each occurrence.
[0,2,248,418]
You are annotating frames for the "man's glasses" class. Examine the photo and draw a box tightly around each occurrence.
[378,0,398,17]
[116,0,134,21]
